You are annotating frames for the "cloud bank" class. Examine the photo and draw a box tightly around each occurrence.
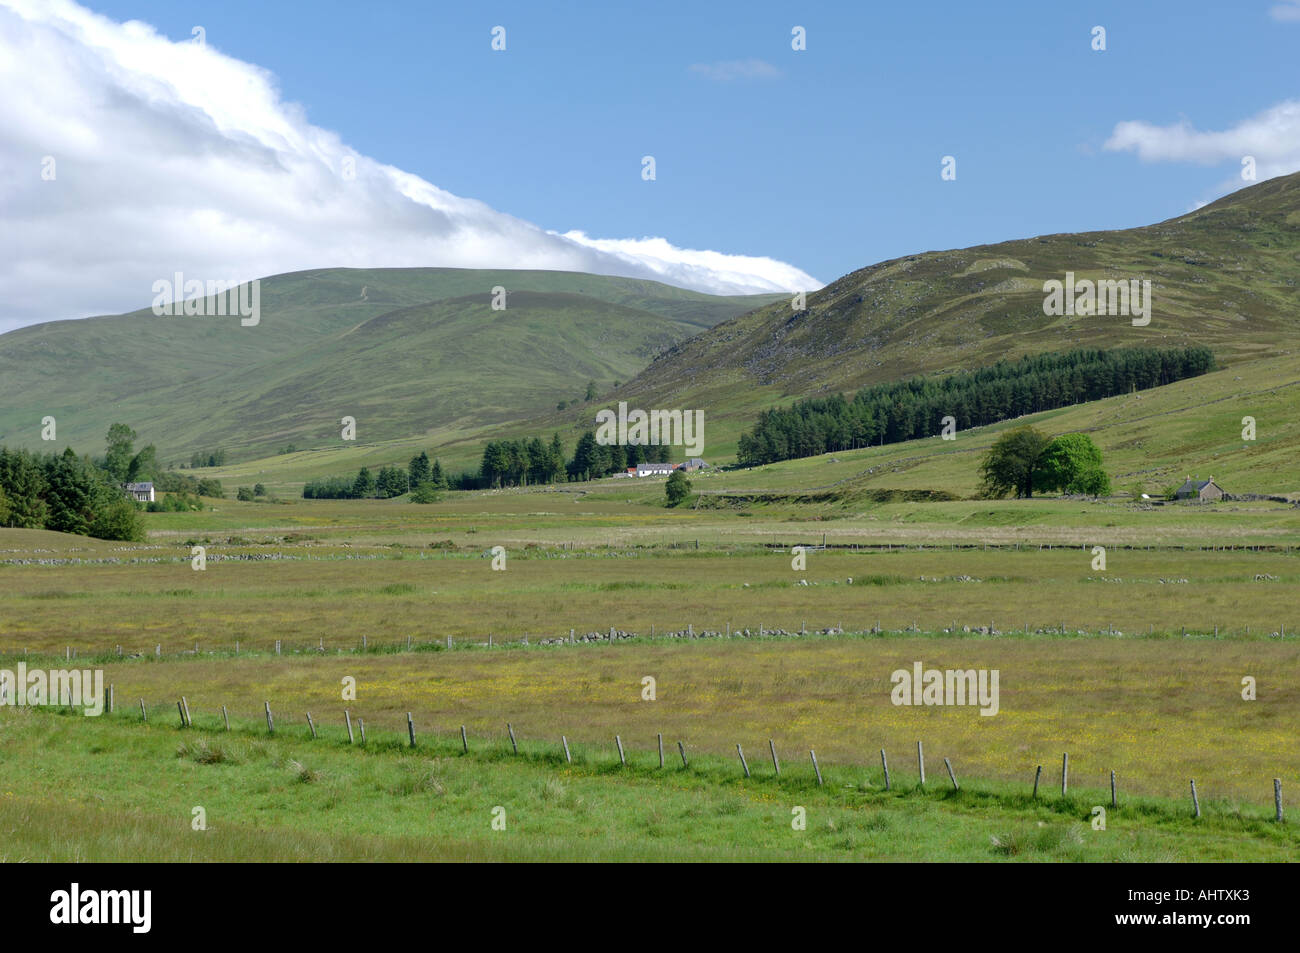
[0,1,820,332]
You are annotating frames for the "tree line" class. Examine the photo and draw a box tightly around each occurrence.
[0,424,160,540]
[302,451,450,500]
[303,429,683,497]
[736,345,1215,466]
[477,432,672,488]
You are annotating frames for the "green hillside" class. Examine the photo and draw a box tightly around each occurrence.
[174,173,1300,491]
[0,268,781,460]
[581,348,1300,502]
[591,171,1300,458]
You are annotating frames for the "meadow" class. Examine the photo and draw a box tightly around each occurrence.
[1,702,1294,862]
[1,484,1298,860]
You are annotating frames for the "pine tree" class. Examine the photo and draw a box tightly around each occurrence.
[352,467,375,498]
[409,451,431,487]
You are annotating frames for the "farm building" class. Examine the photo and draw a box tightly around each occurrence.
[634,462,678,477]
[123,482,155,502]
[1174,477,1224,502]
[680,458,709,472]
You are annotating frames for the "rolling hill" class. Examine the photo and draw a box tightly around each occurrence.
[164,172,1300,491]
[0,268,782,461]
[7,174,1298,492]
[590,171,1300,458]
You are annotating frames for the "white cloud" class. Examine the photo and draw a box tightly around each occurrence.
[1270,1,1300,22]
[1103,100,1300,201]
[0,1,819,332]
[556,232,815,296]
[687,59,782,82]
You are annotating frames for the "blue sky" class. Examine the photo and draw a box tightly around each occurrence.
[81,0,1297,283]
[5,0,1299,325]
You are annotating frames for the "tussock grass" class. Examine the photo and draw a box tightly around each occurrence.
[176,739,243,765]
[990,822,1086,858]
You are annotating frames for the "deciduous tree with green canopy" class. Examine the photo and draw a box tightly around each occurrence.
[979,426,1049,498]
[104,423,136,482]
[665,468,691,506]
[409,482,442,504]
[1036,433,1111,496]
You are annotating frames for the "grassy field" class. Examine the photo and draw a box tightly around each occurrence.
[3,381,1298,861]
[1,706,1293,861]
[1,487,1298,861]
[4,504,1300,654]
[46,628,1300,803]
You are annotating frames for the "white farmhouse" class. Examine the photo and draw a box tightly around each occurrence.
[123,482,155,503]
[634,462,678,477]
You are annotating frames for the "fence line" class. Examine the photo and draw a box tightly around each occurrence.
[106,699,1292,825]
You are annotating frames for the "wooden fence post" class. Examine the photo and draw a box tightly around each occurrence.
[736,744,750,778]
[181,696,191,727]
[1190,779,1200,818]
[407,712,416,748]
[562,735,572,763]
[1110,770,1117,809]
[358,719,366,744]
[344,710,354,744]
[222,705,230,732]
[1275,779,1283,823]
[881,748,890,790]
[264,701,274,734]
[615,735,626,766]
[657,733,664,769]
[917,741,925,787]
[460,725,468,754]
[177,701,186,728]
[306,712,317,739]
[508,723,518,754]
[944,757,959,791]
[140,699,147,722]
[108,683,114,714]
[769,739,780,776]
[677,740,688,767]
[1061,752,1069,796]
[1033,764,1042,798]
[810,749,823,786]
